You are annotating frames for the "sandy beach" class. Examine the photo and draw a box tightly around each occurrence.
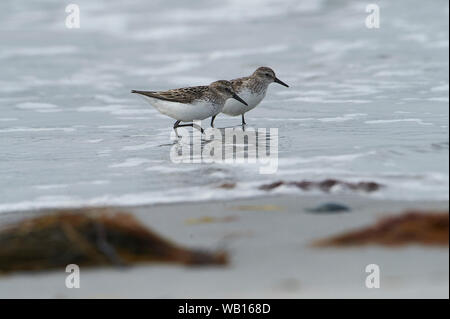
[0,194,447,299]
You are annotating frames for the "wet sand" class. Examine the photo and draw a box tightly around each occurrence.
[0,194,448,298]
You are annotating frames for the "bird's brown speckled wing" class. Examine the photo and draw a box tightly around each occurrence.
[132,86,209,104]
[230,76,250,92]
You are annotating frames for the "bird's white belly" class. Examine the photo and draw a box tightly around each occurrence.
[140,96,221,122]
[222,89,266,116]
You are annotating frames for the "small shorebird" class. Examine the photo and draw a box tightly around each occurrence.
[131,80,248,133]
[217,67,289,126]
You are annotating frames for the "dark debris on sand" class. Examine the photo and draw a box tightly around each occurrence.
[217,183,237,190]
[0,208,228,274]
[313,211,449,247]
[305,203,351,214]
[259,179,383,193]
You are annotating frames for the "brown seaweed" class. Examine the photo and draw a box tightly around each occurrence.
[259,179,382,193]
[217,183,236,190]
[313,211,449,247]
[0,208,228,273]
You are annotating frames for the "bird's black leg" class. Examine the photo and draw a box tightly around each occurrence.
[241,114,247,126]
[176,122,205,134]
[211,115,217,128]
[194,123,205,134]
[173,120,181,137]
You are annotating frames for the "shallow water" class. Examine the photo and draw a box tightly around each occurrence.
[0,0,448,212]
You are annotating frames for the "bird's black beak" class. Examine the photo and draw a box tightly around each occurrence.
[232,93,248,106]
[274,77,289,87]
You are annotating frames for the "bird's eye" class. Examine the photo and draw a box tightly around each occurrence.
[265,73,271,77]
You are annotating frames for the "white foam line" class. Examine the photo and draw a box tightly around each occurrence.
[0,127,76,133]
[0,185,260,214]
[109,158,154,168]
[430,84,449,92]
[122,142,159,151]
[0,46,78,59]
[15,102,59,110]
[34,184,69,190]
[98,125,130,129]
[318,113,367,122]
[428,97,449,102]
[365,119,434,125]
[279,151,376,166]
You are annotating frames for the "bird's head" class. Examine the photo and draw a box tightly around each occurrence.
[209,80,248,105]
[253,66,289,87]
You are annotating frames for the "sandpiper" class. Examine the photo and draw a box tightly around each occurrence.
[131,80,248,133]
[217,67,289,126]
